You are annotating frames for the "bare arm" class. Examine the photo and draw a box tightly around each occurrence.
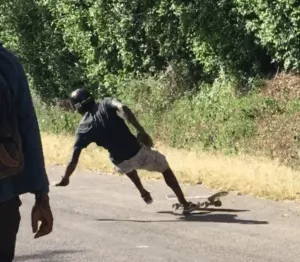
[110,99,145,133]
[110,98,154,147]
[65,147,82,177]
[55,147,81,187]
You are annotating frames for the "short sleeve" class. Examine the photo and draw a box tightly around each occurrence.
[73,114,94,150]
[102,97,123,108]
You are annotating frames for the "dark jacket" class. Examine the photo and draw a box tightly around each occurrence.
[0,43,49,203]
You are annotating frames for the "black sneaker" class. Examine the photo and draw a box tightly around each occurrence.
[183,202,200,214]
[179,202,199,215]
[141,191,153,204]
[172,201,199,215]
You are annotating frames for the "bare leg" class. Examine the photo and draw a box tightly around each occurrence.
[126,168,192,210]
[124,157,187,205]
[162,168,200,214]
[124,148,195,212]
[126,170,147,195]
[162,168,188,206]
[126,170,153,203]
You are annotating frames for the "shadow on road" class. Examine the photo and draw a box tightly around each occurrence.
[162,212,268,224]
[96,210,268,225]
[170,208,250,213]
[15,249,84,262]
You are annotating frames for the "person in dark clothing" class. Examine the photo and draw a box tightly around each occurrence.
[55,88,198,214]
[0,43,54,262]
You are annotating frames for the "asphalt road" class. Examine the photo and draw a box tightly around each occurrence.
[14,165,300,262]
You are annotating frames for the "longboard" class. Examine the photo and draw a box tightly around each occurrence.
[166,190,229,209]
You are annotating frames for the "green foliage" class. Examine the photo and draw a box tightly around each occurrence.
[154,74,279,152]
[181,0,274,79]
[234,0,300,71]
[3,0,300,170]
[285,99,300,114]
[34,72,300,171]
[0,0,87,100]
[33,95,80,134]
[39,0,204,94]
[3,0,298,101]
[109,74,279,153]
[34,74,280,156]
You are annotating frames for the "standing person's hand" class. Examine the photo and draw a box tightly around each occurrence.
[31,194,54,239]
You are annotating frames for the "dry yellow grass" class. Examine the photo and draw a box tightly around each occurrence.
[41,132,300,201]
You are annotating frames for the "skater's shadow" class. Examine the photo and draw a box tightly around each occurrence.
[160,212,268,224]
[169,208,250,213]
[96,210,268,225]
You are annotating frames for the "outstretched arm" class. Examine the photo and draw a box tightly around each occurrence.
[65,147,81,178]
[54,147,82,187]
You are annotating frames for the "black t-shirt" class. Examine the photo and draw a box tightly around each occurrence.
[73,98,141,164]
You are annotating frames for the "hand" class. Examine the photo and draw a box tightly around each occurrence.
[31,194,53,239]
[54,176,70,187]
[137,131,154,147]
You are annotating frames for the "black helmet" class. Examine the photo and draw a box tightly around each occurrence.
[70,88,95,114]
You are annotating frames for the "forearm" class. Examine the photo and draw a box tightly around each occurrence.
[64,162,77,178]
[54,155,79,187]
[24,112,49,200]
[19,101,49,193]
[122,106,145,132]
[18,89,50,200]
[64,147,81,179]
[25,124,49,201]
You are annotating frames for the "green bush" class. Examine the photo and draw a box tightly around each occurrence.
[1,0,290,101]
[234,0,300,71]
[33,72,290,167]
[0,0,87,101]
[33,96,80,135]
[66,75,276,153]
[3,0,300,169]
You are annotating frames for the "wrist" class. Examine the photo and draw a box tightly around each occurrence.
[34,189,49,202]
[35,193,50,205]
[63,174,70,180]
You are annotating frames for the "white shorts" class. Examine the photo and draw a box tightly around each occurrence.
[114,145,169,174]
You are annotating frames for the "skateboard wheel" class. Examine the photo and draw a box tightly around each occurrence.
[214,200,222,207]
[172,203,181,209]
[198,202,206,208]
[202,201,209,208]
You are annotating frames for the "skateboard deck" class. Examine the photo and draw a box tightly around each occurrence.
[166,190,229,209]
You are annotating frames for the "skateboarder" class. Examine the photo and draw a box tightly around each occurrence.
[54,88,198,214]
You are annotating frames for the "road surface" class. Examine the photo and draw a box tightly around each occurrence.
[14,165,300,262]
